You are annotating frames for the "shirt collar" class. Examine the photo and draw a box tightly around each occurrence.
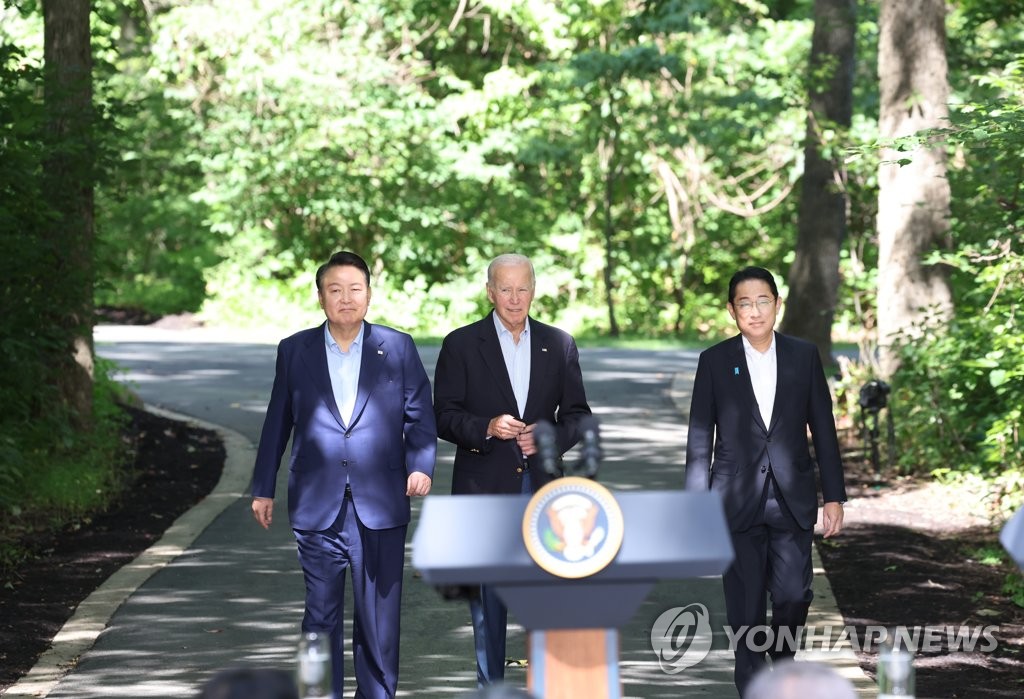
[492,311,530,340]
[741,332,776,357]
[324,321,364,352]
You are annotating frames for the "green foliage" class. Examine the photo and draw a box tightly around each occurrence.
[969,544,1008,567]
[0,359,129,575]
[1003,571,1024,609]
[883,57,1024,518]
[5,2,1024,530]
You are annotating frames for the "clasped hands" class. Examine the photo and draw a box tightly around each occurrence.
[487,414,536,456]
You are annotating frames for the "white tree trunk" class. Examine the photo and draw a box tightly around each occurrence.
[876,0,954,377]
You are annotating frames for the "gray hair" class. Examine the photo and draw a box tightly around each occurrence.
[745,660,856,699]
[486,254,535,289]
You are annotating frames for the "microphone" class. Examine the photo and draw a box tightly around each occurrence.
[575,415,602,478]
[532,420,560,477]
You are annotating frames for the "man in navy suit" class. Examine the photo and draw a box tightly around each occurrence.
[433,253,591,685]
[685,266,846,697]
[251,251,437,698]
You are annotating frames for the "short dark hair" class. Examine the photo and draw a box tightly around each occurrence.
[728,266,779,303]
[316,251,371,292]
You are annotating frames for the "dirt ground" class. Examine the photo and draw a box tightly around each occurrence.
[0,406,224,690]
[818,453,1024,697]
[1,406,1022,696]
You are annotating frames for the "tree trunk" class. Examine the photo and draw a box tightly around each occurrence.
[780,0,856,371]
[601,164,620,338]
[876,0,954,377]
[43,0,95,422]
[598,93,621,338]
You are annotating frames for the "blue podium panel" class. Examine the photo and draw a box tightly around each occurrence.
[495,581,654,630]
[412,490,733,585]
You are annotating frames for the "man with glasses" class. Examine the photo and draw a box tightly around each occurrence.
[684,266,847,697]
[433,253,592,686]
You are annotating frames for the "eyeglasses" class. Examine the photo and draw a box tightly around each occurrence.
[734,298,775,313]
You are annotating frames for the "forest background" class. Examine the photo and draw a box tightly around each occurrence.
[1,0,1022,577]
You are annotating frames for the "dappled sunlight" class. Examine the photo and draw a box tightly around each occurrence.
[44,339,860,697]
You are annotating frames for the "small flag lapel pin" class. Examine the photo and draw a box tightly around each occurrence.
[734,367,740,376]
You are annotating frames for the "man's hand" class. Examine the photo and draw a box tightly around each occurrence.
[821,501,845,538]
[252,497,274,530]
[516,423,536,456]
[487,414,526,440]
[407,472,432,497]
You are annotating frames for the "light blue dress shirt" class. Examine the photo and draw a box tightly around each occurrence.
[324,321,363,427]
[493,312,530,417]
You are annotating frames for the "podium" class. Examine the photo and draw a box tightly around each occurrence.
[1001,506,1024,571]
[412,487,734,698]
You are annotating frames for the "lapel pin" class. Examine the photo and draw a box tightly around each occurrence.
[542,347,548,352]
[734,367,739,376]
[377,350,384,355]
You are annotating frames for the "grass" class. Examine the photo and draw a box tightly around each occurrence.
[0,362,131,580]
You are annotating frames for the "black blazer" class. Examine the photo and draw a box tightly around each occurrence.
[434,312,592,495]
[684,332,846,531]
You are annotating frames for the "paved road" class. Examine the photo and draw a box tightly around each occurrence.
[5,326,871,698]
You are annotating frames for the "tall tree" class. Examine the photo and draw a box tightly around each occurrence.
[779,0,856,369]
[43,0,95,421]
[875,0,954,376]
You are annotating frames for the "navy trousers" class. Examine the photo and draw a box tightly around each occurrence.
[723,477,814,698]
[294,490,407,698]
[469,470,532,685]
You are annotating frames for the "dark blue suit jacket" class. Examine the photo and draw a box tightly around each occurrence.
[251,321,437,531]
[684,332,846,531]
[434,312,591,495]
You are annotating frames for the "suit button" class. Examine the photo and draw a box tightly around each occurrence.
[761,465,767,473]
[516,467,523,473]
[342,460,348,467]
[345,432,352,439]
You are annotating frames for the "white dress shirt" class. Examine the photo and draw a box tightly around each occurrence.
[742,332,777,429]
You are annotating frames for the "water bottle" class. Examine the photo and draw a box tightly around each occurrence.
[877,635,915,698]
[296,631,333,699]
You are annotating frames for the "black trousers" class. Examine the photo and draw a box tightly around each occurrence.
[723,476,814,698]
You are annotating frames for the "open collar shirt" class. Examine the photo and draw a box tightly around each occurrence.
[742,331,777,430]
[324,321,364,428]
[493,312,531,418]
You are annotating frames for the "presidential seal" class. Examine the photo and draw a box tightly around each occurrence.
[522,476,625,579]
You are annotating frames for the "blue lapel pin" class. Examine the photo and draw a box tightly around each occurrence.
[734,366,739,376]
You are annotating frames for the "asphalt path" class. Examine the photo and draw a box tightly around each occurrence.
[5,326,871,698]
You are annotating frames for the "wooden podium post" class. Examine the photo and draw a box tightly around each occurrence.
[528,628,620,699]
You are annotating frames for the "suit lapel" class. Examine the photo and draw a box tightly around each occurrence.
[767,333,790,434]
[523,319,548,422]
[301,323,345,429]
[350,321,383,428]
[731,335,769,434]
[478,313,519,416]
